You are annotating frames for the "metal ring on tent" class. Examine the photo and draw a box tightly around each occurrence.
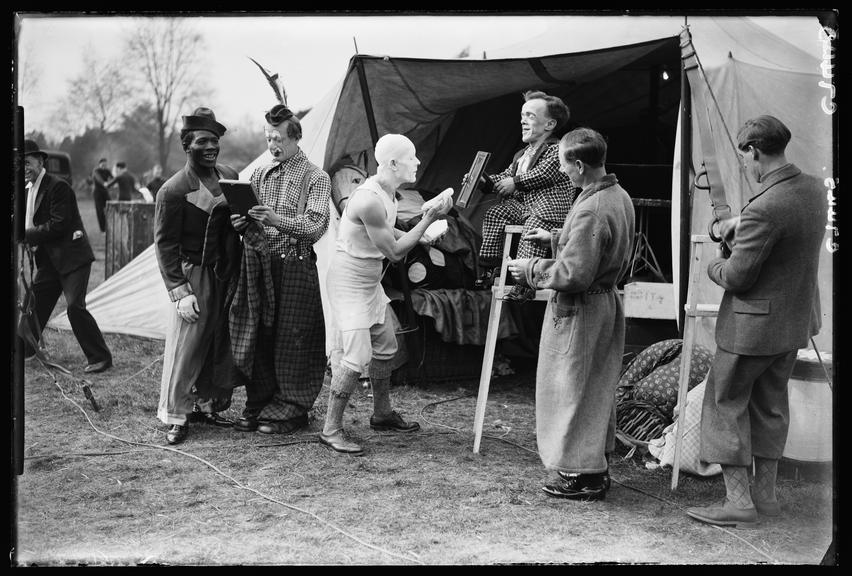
[694,167,710,190]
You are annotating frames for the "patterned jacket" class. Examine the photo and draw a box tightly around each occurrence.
[154,161,241,301]
[484,137,578,223]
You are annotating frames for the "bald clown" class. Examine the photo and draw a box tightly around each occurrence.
[320,134,452,455]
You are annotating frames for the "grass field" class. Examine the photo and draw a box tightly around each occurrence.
[12,196,836,565]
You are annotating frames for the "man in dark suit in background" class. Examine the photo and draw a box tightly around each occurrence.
[687,116,827,528]
[22,139,113,373]
[106,161,140,201]
[91,157,112,232]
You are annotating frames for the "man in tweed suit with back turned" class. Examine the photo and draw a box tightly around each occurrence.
[471,90,578,301]
[687,115,827,528]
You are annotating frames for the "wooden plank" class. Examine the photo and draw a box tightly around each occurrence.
[472,295,503,454]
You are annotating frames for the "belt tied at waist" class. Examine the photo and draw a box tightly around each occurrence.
[586,287,614,295]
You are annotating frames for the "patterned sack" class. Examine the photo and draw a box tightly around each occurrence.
[616,339,713,437]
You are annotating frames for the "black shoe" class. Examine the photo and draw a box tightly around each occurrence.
[166,424,189,445]
[257,414,309,435]
[370,411,421,433]
[189,410,234,427]
[503,285,536,302]
[474,266,500,290]
[544,473,607,501]
[84,358,113,373]
[560,469,611,490]
[234,416,259,432]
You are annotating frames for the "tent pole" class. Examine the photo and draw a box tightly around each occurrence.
[353,56,422,368]
[13,105,25,477]
[354,56,380,148]
[678,47,692,336]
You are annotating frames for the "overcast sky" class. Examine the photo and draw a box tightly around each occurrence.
[14,12,825,141]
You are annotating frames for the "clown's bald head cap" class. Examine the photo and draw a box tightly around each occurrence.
[375,134,415,167]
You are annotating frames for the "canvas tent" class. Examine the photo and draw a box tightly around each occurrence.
[49,15,833,361]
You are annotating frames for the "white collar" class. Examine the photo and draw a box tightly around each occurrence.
[27,167,46,193]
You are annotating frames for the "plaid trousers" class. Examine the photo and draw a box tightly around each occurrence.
[478,199,563,264]
[237,253,327,421]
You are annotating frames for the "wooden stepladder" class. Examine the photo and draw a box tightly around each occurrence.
[671,234,719,489]
[472,225,553,453]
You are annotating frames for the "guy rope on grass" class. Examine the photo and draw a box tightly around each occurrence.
[35,364,425,565]
[419,389,780,564]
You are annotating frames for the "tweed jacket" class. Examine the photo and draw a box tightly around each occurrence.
[25,171,95,275]
[708,163,826,356]
[154,161,241,301]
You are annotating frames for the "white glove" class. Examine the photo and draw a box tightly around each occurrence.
[421,187,454,213]
[421,219,449,244]
[176,294,200,323]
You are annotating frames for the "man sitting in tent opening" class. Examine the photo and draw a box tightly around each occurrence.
[686,115,827,528]
[153,107,242,445]
[320,134,452,456]
[468,90,577,301]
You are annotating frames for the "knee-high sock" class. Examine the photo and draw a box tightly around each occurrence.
[369,359,394,417]
[721,464,754,509]
[753,457,779,504]
[322,363,361,436]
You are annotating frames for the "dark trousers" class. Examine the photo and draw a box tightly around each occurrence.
[699,347,797,466]
[93,188,109,233]
[28,260,111,364]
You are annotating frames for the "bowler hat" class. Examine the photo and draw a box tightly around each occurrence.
[181,107,227,137]
[23,139,48,160]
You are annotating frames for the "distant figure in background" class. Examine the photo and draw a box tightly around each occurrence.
[320,134,452,456]
[106,161,139,201]
[469,90,577,301]
[508,128,635,501]
[229,104,331,436]
[686,115,827,529]
[153,107,242,445]
[22,140,113,373]
[146,164,166,202]
[91,157,112,233]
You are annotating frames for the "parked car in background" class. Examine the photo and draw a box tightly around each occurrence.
[42,149,73,187]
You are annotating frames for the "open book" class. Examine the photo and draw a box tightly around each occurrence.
[219,179,260,218]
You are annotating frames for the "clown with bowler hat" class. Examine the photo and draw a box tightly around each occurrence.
[153,107,242,445]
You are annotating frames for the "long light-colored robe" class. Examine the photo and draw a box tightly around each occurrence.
[518,174,635,473]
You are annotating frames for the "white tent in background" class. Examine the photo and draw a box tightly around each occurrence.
[50,15,833,360]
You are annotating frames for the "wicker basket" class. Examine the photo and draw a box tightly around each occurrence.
[616,399,671,446]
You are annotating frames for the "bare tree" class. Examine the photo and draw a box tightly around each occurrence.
[124,17,208,171]
[62,49,134,133]
[16,36,42,108]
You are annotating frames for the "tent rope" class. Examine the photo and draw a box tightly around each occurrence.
[35,363,425,565]
[420,392,779,564]
[683,25,756,197]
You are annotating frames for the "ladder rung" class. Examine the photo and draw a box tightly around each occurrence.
[492,285,552,301]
